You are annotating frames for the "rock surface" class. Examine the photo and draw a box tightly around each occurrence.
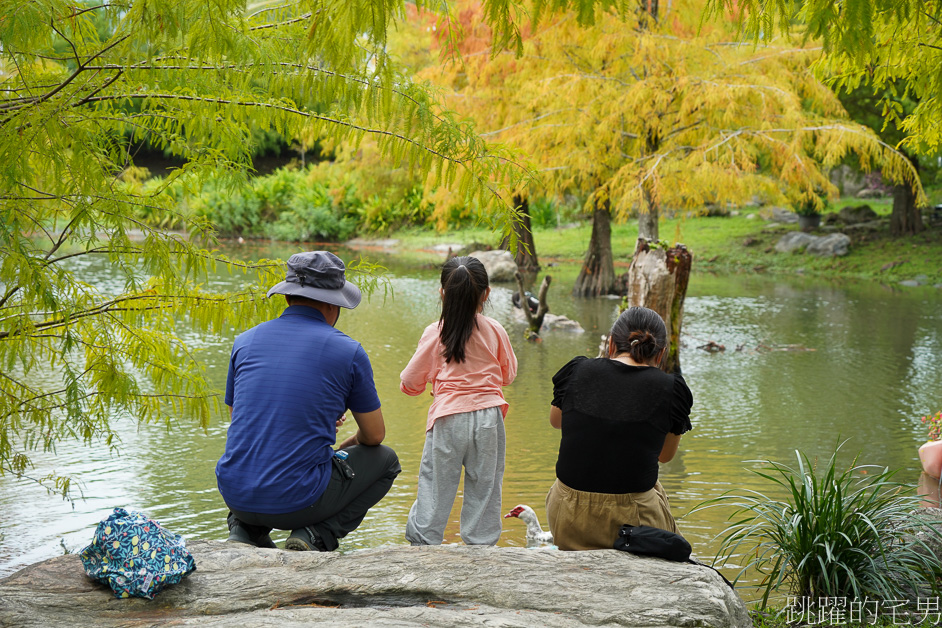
[769,207,798,223]
[774,232,817,253]
[512,309,585,333]
[842,219,885,231]
[838,204,877,224]
[0,541,750,627]
[468,250,518,282]
[911,507,942,558]
[806,233,851,257]
[775,232,850,257]
[829,164,869,197]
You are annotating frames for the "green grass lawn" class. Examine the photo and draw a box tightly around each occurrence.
[385,200,941,284]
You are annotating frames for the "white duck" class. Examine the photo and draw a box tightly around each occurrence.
[504,505,554,544]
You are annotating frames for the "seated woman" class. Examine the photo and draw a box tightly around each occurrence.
[545,306,693,551]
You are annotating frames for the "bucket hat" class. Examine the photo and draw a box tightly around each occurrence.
[266,251,362,309]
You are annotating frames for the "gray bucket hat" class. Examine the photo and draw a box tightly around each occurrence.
[266,251,362,309]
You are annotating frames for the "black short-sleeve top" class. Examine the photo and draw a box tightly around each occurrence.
[551,356,693,494]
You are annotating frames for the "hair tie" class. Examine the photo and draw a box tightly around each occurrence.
[630,339,639,346]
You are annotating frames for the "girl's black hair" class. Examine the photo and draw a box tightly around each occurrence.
[610,306,667,364]
[439,256,489,363]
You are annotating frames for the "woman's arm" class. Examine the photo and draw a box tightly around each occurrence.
[659,432,682,463]
[549,405,562,429]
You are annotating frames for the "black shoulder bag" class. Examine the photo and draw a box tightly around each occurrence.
[614,525,734,589]
[614,524,692,562]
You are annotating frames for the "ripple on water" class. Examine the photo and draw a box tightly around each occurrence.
[2,271,942,586]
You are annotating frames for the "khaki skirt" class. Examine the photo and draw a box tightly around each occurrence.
[545,478,678,551]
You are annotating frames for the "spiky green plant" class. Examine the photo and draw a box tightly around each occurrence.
[699,445,942,609]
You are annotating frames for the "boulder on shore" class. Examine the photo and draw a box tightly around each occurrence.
[806,233,851,257]
[774,231,817,253]
[775,232,851,257]
[468,250,518,282]
[768,207,799,223]
[838,204,878,224]
[0,541,750,627]
[512,308,585,333]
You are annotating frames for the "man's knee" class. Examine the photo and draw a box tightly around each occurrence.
[377,444,402,477]
[352,443,401,478]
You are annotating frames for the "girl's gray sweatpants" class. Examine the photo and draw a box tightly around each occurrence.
[405,406,506,546]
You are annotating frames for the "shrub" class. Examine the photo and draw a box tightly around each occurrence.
[189,167,358,241]
[253,167,303,223]
[698,444,942,609]
[121,167,194,230]
[527,196,584,229]
[528,196,558,229]
[194,182,264,237]
[269,183,356,242]
[355,185,430,234]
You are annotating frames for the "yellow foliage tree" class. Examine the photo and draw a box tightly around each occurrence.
[410,0,922,295]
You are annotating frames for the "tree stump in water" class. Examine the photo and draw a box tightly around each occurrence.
[623,239,692,374]
[514,271,552,340]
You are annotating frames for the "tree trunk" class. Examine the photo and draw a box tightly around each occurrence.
[624,238,692,374]
[572,198,616,297]
[890,181,924,236]
[638,125,661,241]
[639,0,658,23]
[500,193,540,271]
[638,183,659,241]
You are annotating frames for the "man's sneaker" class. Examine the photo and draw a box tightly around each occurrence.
[227,517,277,549]
[285,526,328,552]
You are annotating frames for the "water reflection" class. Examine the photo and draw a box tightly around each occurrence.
[2,250,941,604]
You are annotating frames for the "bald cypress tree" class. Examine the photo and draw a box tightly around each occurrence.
[0,0,566,491]
[409,0,921,296]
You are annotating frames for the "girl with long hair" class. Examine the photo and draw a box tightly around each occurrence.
[400,256,518,545]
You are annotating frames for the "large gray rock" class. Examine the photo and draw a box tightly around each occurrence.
[838,204,878,224]
[774,232,817,253]
[775,232,851,257]
[769,207,799,223]
[468,250,518,282]
[0,541,749,627]
[829,165,868,197]
[806,233,851,257]
[909,507,942,558]
[512,309,585,333]
[843,220,885,232]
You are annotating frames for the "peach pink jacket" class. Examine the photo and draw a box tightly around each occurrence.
[400,314,517,432]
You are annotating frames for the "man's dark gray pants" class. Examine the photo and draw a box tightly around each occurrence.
[229,443,401,550]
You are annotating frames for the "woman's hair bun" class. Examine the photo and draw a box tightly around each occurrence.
[610,307,667,364]
[627,330,655,346]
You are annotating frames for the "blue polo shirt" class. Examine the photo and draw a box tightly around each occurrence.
[216,305,381,514]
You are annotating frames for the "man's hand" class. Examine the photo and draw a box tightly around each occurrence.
[336,414,346,434]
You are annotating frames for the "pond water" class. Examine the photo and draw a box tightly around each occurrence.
[2,244,942,598]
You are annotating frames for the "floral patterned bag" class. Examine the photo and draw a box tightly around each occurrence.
[80,507,196,599]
